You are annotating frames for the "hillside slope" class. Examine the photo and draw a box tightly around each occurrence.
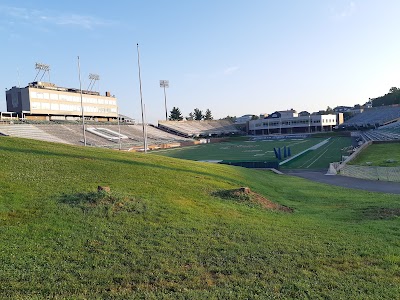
[0,137,399,299]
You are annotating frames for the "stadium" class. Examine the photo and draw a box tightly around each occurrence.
[1,64,400,298]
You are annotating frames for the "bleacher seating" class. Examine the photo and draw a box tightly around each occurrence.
[342,106,400,129]
[0,124,70,144]
[360,121,400,142]
[0,123,192,150]
[158,120,243,137]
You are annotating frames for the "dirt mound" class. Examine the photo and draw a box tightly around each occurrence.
[212,187,293,213]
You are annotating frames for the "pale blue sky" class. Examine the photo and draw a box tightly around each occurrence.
[1,1,400,123]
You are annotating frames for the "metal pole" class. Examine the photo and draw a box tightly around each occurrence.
[117,106,122,150]
[164,85,168,121]
[78,56,87,146]
[136,44,147,153]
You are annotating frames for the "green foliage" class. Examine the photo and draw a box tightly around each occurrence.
[193,108,203,120]
[371,87,400,107]
[169,106,183,121]
[204,109,213,120]
[0,137,399,299]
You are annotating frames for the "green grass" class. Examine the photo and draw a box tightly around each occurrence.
[0,136,400,299]
[153,138,326,162]
[153,137,352,170]
[350,143,400,167]
[281,137,352,169]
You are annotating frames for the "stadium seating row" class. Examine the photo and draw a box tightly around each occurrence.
[0,124,192,149]
[360,120,400,142]
[342,106,400,128]
[158,120,242,137]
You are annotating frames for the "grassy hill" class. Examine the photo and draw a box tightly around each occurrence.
[350,143,400,167]
[0,137,399,299]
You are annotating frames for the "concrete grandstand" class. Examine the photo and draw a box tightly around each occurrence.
[340,105,400,129]
[158,120,243,137]
[0,123,193,150]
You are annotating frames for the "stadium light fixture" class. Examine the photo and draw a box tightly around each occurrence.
[160,80,169,121]
[34,62,51,82]
[87,73,100,91]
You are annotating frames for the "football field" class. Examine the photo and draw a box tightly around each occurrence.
[153,136,352,169]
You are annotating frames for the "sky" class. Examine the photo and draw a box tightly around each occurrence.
[1,0,400,124]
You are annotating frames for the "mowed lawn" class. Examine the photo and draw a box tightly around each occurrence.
[153,137,352,170]
[350,142,400,167]
[0,137,399,299]
[281,137,352,169]
[153,138,326,162]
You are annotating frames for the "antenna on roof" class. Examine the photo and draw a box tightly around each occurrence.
[87,73,100,91]
[34,62,51,82]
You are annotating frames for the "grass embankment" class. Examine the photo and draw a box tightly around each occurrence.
[350,143,400,167]
[0,137,399,299]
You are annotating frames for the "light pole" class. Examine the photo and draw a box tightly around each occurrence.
[77,56,87,146]
[160,80,169,121]
[137,44,147,153]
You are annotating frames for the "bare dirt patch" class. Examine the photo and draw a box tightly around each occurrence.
[212,187,293,213]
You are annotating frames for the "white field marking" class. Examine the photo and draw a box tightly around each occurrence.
[254,154,265,156]
[279,138,330,166]
[306,146,331,168]
[198,160,223,163]
[299,139,334,168]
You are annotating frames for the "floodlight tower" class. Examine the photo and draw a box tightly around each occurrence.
[160,80,169,121]
[87,73,100,91]
[34,62,51,82]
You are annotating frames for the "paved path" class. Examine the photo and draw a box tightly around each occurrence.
[284,170,400,194]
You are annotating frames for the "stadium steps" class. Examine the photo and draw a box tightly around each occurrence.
[0,124,69,144]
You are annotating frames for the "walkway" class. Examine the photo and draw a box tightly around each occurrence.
[284,170,400,194]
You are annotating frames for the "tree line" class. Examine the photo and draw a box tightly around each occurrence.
[169,107,213,121]
[370,87,400,107]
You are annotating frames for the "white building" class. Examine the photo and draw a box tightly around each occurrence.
[5,81,118,121]
[248,113,342,135]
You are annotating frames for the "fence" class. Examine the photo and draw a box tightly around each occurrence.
[340,165,400,182]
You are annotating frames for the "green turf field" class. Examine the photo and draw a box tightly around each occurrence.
[153,137,352,169]
[1,136,399,299]
[281,137,352,169]
[350,142,400,167]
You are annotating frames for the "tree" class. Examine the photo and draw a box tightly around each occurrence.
[204,109,213,120]
[389,87,399,94]
[193,108,203,120]
[186,112,194,121]
[220,115,236,122]
[251,115,259,120]
[325,106,334,114]
[169,107,183,121]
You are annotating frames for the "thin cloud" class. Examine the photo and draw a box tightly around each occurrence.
[332,1,357,19]
[0,5,115,30]
[224,66,239,75]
